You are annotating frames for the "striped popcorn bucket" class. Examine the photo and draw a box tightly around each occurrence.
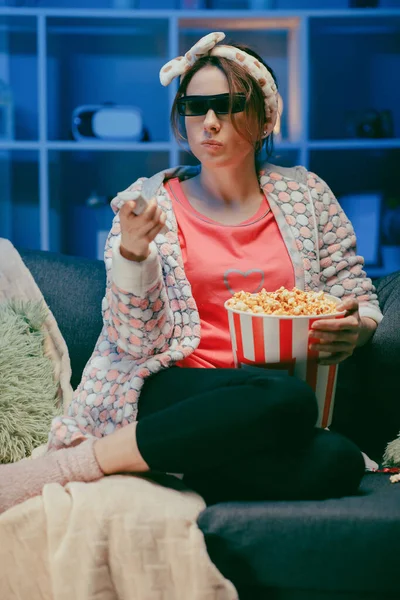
[224,295,345,429]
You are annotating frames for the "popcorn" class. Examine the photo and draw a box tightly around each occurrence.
[224,287,344,429]
[226,286,339,317]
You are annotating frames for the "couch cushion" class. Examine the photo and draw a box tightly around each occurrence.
[331,270,400,461]
[197,474,400,594]
[19,250,105,391]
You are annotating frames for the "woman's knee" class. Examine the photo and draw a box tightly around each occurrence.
[250,373,318,431]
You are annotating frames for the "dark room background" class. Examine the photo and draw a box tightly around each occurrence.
[0,0,399,279]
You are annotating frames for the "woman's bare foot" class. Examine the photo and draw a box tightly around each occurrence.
[93,422,150,475]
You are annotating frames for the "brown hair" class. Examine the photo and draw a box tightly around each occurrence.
[170,43,278,158]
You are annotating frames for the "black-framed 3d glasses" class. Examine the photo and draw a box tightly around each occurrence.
[177,93,247,117]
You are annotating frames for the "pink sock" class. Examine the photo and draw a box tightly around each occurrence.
[0,439,104,514]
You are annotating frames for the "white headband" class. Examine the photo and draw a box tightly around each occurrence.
[159,31,278,135]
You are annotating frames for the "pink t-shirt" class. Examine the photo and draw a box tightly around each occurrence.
[165,177,295,369]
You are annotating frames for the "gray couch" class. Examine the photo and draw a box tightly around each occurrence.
[20,248,400,600]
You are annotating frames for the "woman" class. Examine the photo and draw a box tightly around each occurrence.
[0,32,383,513]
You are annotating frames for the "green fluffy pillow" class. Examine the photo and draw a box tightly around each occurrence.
[0,300,62,463]
[383,434,400,468]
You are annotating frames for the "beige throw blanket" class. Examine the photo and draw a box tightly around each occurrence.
[0,239,238,600]
[0,475,238,600]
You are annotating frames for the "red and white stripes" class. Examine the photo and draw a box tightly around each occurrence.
[227,309,343,428]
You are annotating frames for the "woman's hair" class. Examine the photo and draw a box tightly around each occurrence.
[170,43,278,161]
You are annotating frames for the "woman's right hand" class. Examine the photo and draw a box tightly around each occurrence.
[119,198,167,262]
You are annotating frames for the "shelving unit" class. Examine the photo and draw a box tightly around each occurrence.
[0,5,400,278]
[0,149,40,249]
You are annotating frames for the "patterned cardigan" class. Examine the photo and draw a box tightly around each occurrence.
[48,162,383,449]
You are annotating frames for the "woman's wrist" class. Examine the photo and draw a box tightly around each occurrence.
[119,244,150,263]
[357,317,378,347]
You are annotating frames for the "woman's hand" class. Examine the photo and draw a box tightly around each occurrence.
[120,198,167,262]
[308,297,361,366]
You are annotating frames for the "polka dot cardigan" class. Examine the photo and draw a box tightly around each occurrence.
[48,162,382,449]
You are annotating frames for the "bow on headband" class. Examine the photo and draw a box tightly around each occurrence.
[159,31,278,135]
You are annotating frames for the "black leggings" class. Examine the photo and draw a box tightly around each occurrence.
[136,366,365,505]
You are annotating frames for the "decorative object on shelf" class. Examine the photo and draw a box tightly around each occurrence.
[71,103,149,142]
[339,192,382,266]
[0,80,14,141]
[349,0,379,7]
[345,109,394,139]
